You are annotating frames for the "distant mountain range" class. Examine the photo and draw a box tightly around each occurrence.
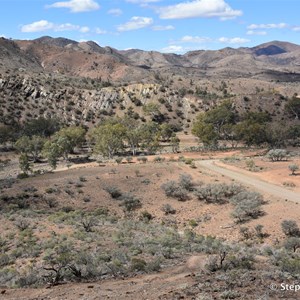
[1,36,300,83]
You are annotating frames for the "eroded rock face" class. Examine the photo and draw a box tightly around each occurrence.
[0,74,203,126]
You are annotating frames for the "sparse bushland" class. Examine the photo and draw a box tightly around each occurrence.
[0,205,245,288]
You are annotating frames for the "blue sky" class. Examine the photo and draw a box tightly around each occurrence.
[1,0,300,53]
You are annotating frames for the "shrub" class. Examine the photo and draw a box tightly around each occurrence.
[266,149,288,162]
[289,164,299,175]
[254,224,266,239]
[178,173,195,191]
[121,194,142,212]
[161,180,189,201]
[44,197,58,208]
[139,157,148,163]
[115,157,123,164]
[161,204,176,215]
[146,258,161,272]
[126,157,133,163]
[130,258,146,272]
[141,178,151,185]
[281,220,300,237]
[280,257,300,275]
[154,156,165,163]
[231,192,264,223]
[284,237,300,252]
[184,158,194,165]
[0,254,10,267]
[79,176,87,182]
[245,159,256,171]
[15,218,31,231]
[17,173,29,179]
[104,186,123,199]
[139,211,153,222]
[220,290,241,299]
[189,219,198,227]
[195,183,244,204]
[80,215,98,232]
[283,181,296,188]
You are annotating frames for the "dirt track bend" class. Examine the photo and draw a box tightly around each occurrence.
[197,160,300,203]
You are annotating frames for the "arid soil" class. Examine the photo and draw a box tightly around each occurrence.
[1,149,300,299]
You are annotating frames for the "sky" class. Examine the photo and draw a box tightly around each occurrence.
[1,0,300,53]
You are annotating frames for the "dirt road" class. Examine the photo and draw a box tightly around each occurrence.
[197,160,300,203]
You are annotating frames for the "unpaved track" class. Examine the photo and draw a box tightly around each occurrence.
[197,160,300,203]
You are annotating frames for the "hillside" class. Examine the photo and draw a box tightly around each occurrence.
[1,37,300,128]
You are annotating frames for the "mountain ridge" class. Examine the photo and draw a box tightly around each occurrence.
[1,36,299,83]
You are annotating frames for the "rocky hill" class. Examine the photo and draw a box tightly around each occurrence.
[1,36,300,127]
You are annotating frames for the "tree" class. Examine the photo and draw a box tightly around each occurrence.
[140,122,161,154]
[221,123,239,148]
[235,121,267,147]
[266,123,288,148]
[19,153,31,175]
[288,125,300,144]
[170,135,180,153]
[23,117,60,137]
[43,141,62,170]
[15,136,32,154]
[285,97,300,120]
[234,111,271,147]
[0,125,14,145]
[89,120,126,158]
[160,124,174,141]
[192,101,237,148]
[192,114,219,147]
[30,135,46,162]
[15,135,45,162]
[241,111,271,124]
[52,126,86,160]
[204,100,237,134]
[121,117,142,156]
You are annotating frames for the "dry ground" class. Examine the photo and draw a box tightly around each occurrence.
[2,151,300,242]
[1,149,300,299]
